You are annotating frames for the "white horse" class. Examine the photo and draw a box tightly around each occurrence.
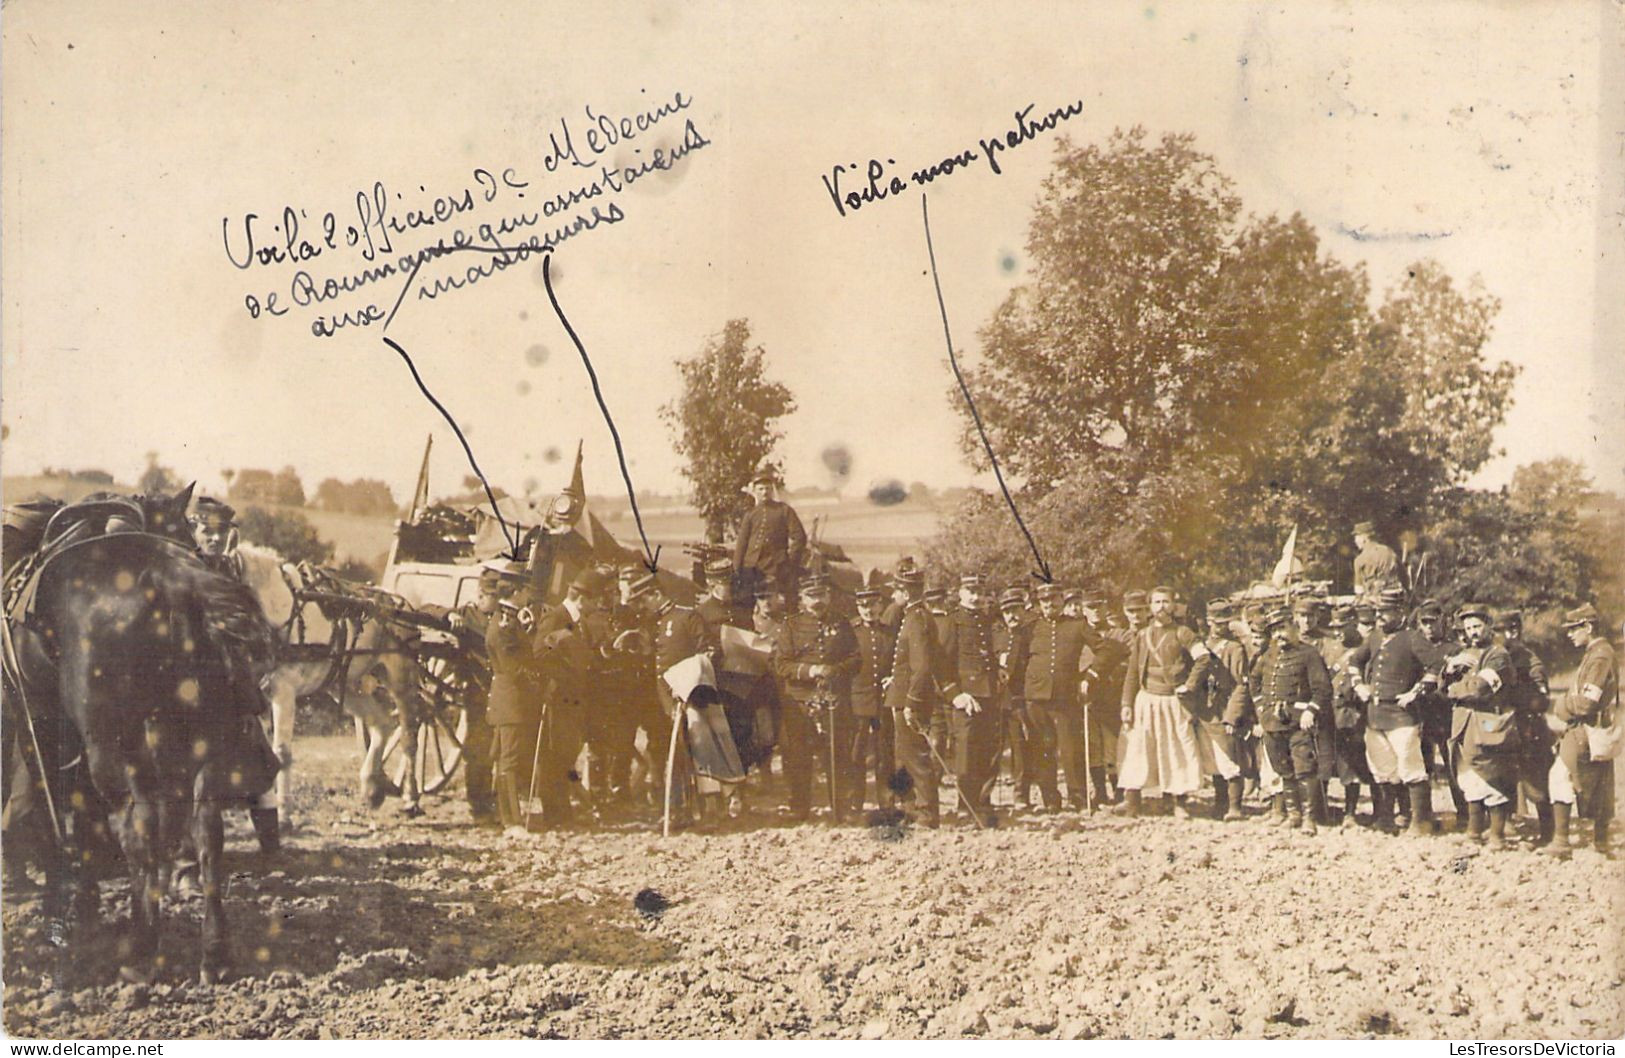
[236,543,423,824]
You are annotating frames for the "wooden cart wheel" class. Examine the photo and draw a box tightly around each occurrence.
[378,654,473,795]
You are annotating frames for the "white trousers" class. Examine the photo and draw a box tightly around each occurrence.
[1364,724,1426,785]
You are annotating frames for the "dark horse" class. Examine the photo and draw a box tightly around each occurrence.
[10,485,277,983]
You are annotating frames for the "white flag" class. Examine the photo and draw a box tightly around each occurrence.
[1271,525,1300,587]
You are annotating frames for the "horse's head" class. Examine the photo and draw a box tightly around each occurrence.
[138,482,197,545]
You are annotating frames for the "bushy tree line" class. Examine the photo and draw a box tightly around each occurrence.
[928,127,1615,653]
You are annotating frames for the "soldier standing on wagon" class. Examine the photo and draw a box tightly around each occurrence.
[732,466,808,609]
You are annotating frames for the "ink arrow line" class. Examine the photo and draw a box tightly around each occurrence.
[542,254,662,575]
[921,193,1053,584]
[382,336,525,563]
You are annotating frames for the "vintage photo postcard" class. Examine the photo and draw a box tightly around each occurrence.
[2,0,1622,1045]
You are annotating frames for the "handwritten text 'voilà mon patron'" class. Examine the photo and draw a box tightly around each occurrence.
[820,100,1083,219]
[220,90,711,338]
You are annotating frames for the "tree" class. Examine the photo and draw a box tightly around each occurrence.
[138,452,182,496]
[660,319,797,539]
[237,506,334,566]
[936,127,1518,599]
[313,477,397,516]
[272,466,306,507]
[228,468,277,505]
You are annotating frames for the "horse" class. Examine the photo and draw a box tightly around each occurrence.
[10,485,278,983]
[234,544,434,817]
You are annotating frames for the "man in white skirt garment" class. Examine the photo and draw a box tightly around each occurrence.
[1117,586,1214,818]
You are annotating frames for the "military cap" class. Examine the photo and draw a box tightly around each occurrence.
[1242,602,1266,624]
[1376,587,1408,610]
[1455,602,1492,624]
[1034,583,1062,600]
[1353,521,1377,536]
[1415,599,1444,619]
[1329,605,1356,627]
[1082,590,1107,607]
[624,573,657,601]
[1123,590,1149,612]
[1493,609,1523,631]
[894,557,924,586]
[855,587,883,603]
[1563,603,1600,628]
[754,590,785,614]
[798,571,832,595]
[703,556,733,577]
[480,557,526,581]
[617,564,642,582]
[194,496,237,525]
[750,465,784,486]
[1062,588,1084,603]
[998,588,1026,610]
[570,568,610,595]
[1291,596,1324,616]
[959,573,984,589]
[1262,607,1292,631]
[1206,599,1234,620]
[1354,604,1377,622]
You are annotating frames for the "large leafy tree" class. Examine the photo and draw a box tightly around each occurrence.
[937,128,1519,599]
[661,319,797,539]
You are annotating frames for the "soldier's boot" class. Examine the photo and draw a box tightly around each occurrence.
[1371,784,1390,830]
[1268,794,1288,826]
[1089,768,1111,810]
[1113,789,1141,818]
[1211,776,1229,821]
[1449,785,1469,833]
[1224,778,1245,822]
[249,807,281,853]
[1406,782,1431,837]
[1542,802,1573,860]
[1393,784,1412,831]
[1284,785,1303,830]
[1300,781,1324,835]
[1534,801,1555,847]
[1593,819,1612,858]
[1486,804,1509,851]
[1466,801,1487,843]
[1341,782,1361,828]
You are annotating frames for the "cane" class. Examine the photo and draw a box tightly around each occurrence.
[523,701,549,831]
[662,698,687,838]
[1082,697,1094,813]
[914,713,986,830]
[825,698,841,825]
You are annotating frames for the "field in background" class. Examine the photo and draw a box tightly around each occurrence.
[3,477,945,575]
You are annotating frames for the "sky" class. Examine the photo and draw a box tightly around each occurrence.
[4,0,1621,508]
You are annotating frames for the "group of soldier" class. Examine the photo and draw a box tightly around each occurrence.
[439,513,1617,858]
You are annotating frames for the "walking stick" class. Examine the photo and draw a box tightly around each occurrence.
[662,698,686,838]
[523,701,548,831]
[1082,697,1094,813]
[917,715,986,830]
[825,698,841,824]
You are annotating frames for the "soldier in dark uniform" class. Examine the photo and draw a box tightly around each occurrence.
[596,565,662,810]
[850,584,897,811]
[1324,604,1373,827]
[923,579,955,778]
[1078,590,1125,807]
[1249,608,1334,833]
[1496,609,1555,844]
[427,561,511,826]
[1346,587,1448,834]
[772,573,860,821]
[1191,599,1249,821]
[885,559,942,827]
[530,568,610,826]
[938,574,1001,823]
[488,582,543,831]
[732,467,808,608]
[1413,598,1468,830]
[695,555,759,773]
[1021,584,1096,813]
[1546,604,1617,859]
[995,587,1034,811]
[1443,604,1520,849]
